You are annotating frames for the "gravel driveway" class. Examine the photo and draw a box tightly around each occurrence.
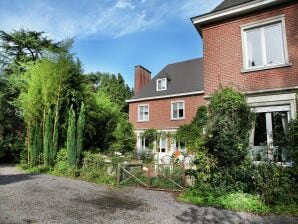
[0,164,297,224]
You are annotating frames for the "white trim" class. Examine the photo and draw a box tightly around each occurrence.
[245,86,298,95]
[156,78,167,91]
[192,0,281,25]
[137,104,149,122]
[241,15,289,71]
[126,91,204,103]
[171,100,185,120]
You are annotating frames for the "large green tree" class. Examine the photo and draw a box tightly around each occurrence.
[86,72,133,113]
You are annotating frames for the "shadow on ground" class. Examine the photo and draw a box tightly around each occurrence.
[176,207,250,224]
[0,173,37,185]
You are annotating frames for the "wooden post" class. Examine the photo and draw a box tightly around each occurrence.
[182,162,186,187]
[117,163,121,186]
[147,165,151,188]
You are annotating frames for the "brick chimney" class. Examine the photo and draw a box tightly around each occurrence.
[134,65,151,96]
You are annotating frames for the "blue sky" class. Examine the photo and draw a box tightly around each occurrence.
[0,0,222,87]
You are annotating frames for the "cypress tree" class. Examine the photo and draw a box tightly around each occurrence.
[43,110,52,166]
[67,106,76,166]
[76,102,85,166]
[30,123,42,166]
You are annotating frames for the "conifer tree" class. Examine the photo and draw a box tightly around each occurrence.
[76,102,85,166]
[67,106,76,166]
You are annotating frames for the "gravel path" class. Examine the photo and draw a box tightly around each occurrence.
[0,164,297,224]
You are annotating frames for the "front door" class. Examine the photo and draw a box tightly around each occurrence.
[157,136,167,162]
[250,105,290,162]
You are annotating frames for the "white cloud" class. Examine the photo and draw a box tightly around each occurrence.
[115,0,135,10]
[0,0,222,40]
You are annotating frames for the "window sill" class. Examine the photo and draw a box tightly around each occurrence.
[137,120,149,123]
[241,63,292,74]
[171,118,185,121]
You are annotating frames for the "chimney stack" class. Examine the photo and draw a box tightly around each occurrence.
[134,65,151,96]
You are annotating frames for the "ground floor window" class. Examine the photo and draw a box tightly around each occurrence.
[250,105,291,163]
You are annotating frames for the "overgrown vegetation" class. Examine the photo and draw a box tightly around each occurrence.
[0,29,135,169]
[178,87,298,215]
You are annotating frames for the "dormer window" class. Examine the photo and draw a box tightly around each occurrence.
[156,78,167,91]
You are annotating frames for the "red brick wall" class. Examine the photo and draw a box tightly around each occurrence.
[202,3,298,96]
[129,95,206,130]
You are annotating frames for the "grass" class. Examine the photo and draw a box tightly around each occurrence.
[178,188,298,216]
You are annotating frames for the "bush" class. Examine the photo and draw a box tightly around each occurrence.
[205,87,254,167]
[51,148,78,177]
[80,151,119,185]
[251,163,295,205]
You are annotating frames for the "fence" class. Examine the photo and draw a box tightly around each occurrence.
[117,162,186,191]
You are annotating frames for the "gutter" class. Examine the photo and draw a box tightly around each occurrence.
[126,91,204,103]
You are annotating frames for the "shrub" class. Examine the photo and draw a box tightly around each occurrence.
[52,148,77,177]
[205,87,254,167]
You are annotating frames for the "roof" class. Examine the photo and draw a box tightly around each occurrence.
[211,0,255,12]
[131,58,204,101]
[191,0,292,35]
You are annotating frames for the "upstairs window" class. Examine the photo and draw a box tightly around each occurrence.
[171,101,185,120]
[242,16,288,70]
[138,104,149,122]
[156,78,167,91]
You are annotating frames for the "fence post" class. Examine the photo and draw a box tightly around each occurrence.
[117,163,121,186]
[182,161,186,187]
[147,164,151,188]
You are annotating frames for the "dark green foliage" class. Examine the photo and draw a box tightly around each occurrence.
[0,28,67,74]
[86,72,133,113]
[76,102,85,166]
[112,115,136,153]
[0,77,24,162]
[67,106,76,166]
[205,87,254,167]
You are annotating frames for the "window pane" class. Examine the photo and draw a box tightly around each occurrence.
[173,103,178,118]
[179,108,184,118]
[246,29,263,67]
[264,23,284,65]
[254,113,267,146]
[161,79,166,89]
[157,80,161,90]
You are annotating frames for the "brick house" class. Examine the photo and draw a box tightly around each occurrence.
[127,0,298,163]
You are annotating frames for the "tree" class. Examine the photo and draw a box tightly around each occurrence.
[0,28,66,73]
[85,72,133,113]
[111,114,136,153]
[67,106,76,166]
[76,102,85,166]
[205,87,254,167]
[17,54,84,165]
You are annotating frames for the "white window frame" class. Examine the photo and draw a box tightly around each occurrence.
[241,15,289,72]
[138,104,149,122]
[156,78,167,91]
[171,100,185,120]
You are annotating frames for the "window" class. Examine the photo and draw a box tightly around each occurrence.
[250,105,291,163]
[156,78,167,91]
[176,141,186,152]
[138,104,149,121]
[158,136,167,153]
[242,16,288,70]
[171,101,185,120]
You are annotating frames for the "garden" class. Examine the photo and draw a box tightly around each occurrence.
[0,29,297,216]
